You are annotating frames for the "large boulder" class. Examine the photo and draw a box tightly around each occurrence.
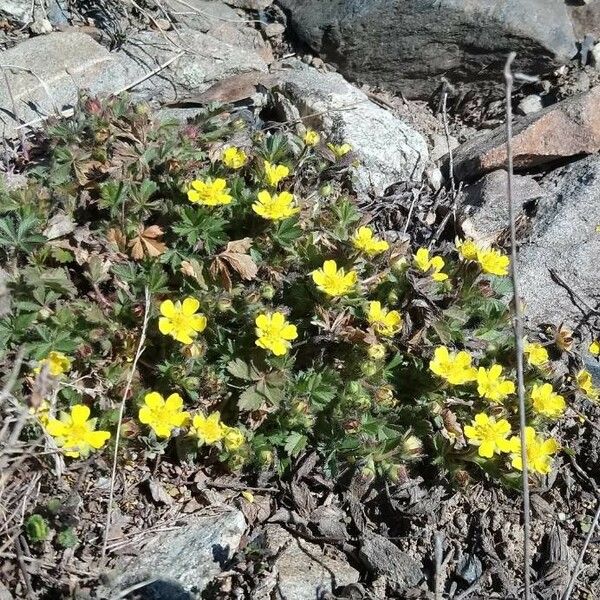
[519,155,600,328]
[273,63,428,196]
[278,0,577,99]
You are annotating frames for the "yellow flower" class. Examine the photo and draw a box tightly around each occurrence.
[367,301,402,336]
[192,412,224,445]
[312,260,358,297]
[327,142,352,158]
[509,427,560,475]
[255,312,298,356]
[34,351,72,377]
[477,365,515,402]
[524,342,549,366]
[368,343,387,361]
[589,340,600,356]
[138,392,189,438]
[159,298,207,345]
[45,404,110,458]
[303,129,320,146]
[456,237,479,261]
[263,160,289,187]
[476,247,510,276]
[414,248,448,282]
[429,346,477,385]
[577,369,599,399]
[464,413,512,458]
[187,177,232,206]
[352,226,389,256]
[223,426,245,451]
[252,190,299,221]
[530,383,566,418]
[222,147,247,169]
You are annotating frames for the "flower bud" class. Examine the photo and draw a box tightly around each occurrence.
[217,298,233,312]
[403,435,423,457]
[261,284,276,300]
[319,183,333,197]
[374,386,396,407]
[361,361,379,377]
[258,449,273,466]
[391,257,408,276]
[368,344,387,361]
[386,290,400,305]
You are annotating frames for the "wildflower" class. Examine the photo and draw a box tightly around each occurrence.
[456,237,479,261]
[312,260,357,297]
[589,340,600,356]
[367,301,402,336]
[303,129,320,146]
[138,392,189,438]
[29,400,50,426]
[524,341,549,367]
[222,147,247,169]
[413,248,448,282]
[192,412,224,445]
[476,247,510,276]
[45,404,110,458]
[368,343,387,361]
[352,226,389,256]
[223,426,245,451]
[530,383,566,418]
[509,427,560,475]
[464,413,512,458]
[576,370,599,399]
[255,312,298,356]
[429,346,477,385]
[477,365,515,402]
[327,142,352,158]
[34,351,72,377]
[403,435,424,457]
[159,298,207,345]
[187,177,232,206]
[263,160,289,187]
[252,190,299,221]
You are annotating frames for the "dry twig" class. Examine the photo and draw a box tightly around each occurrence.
[504,51,532,600]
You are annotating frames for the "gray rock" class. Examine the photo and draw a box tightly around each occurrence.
[518,94,544,115]
[592,43,600,68]
[519,155,600,327]
[0,0,32,22]
[29,18,53,35]
[260,525,359,599]
[460,169,544,244]
[224,0,273,9]
[429,133,459,163]
[278,0,576,99]
[105,508,246,598]
[165,0,242,32]
[46,0,70,26]
[359,531,423,591]
[274,65,428,196]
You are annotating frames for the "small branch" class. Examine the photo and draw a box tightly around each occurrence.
[505,51,532,600]
[562,500,600,600]
[101,287,151,558]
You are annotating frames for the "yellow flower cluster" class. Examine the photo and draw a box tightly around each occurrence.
[34,351,72,377]
[456,238,509,276]
[414,248,448,282]
[222,146,247,169]
[577,370,599,400]
[263,160,289,187]
[590,340,600,356]
[255,312,298,356]
[429,346,477,385]
[464,413,559,474]
[303,129,320,146]
[476,365,515,402]
[530,383,565,418]
[524,341,549,366]
[192,412,245,451]
[352,226,389,256]
[327,142,352,158]
[45,404,111,458]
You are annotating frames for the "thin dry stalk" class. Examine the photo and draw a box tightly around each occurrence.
[101,286,151,558]
[561,500,600,600]
[441,90,456,198]
[504,51,532,600]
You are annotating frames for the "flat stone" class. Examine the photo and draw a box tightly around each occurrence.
[449,86,600,181]
[359,531,423,592]
[104,508,246,598]
[0,0,32,22]
[261,525,359,599]
[460,169,544,244]
[0,32,125,138]
[519,154,600,327]
[274,64,428,196]
[279,0,576,100]
[518,94,544,115]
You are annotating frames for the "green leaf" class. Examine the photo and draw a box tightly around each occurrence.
[227,359,262,381]
[238,384,266,410]
[283,431,308,457]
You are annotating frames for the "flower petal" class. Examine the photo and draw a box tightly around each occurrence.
[182,297,200,316]
[71,404,90,425]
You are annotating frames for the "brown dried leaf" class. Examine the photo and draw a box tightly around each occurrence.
[129,225,166,260]
[107,228,127,252]
[220,252,258,281]
[210,256,233,291]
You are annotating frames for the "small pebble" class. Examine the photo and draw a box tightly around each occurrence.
[518,94,543,115]
[154,18,171,31]
[30,18,53,35]
[558,512,566,521]
[262,22,285,38]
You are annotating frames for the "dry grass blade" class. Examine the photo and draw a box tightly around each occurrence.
[504,51,532,600]
[101,286,151,558]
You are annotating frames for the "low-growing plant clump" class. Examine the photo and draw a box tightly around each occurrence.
[1,96,598,505]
